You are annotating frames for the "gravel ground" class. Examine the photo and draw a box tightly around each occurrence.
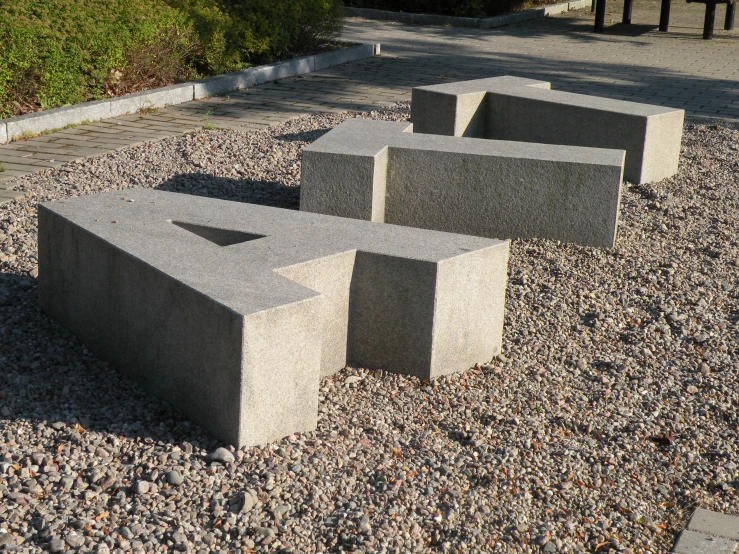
[0,104,738,554]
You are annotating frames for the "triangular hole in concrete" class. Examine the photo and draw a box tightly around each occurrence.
[171,221,266,247]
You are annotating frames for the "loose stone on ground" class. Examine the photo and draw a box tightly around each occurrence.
[0,104,737,552]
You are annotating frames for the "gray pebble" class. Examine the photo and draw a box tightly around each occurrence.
[133,480,150,495]
[165,470,184,486]
[210,447,234,464]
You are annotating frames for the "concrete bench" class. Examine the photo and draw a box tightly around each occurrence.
[411,76,684,184]
[684,0,735,39]
[39,189,509,447]
[594,0,735,39]
[301,118,625,248]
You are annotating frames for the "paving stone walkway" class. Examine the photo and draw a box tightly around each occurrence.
[0,0,736,203]
[673,508,739,553]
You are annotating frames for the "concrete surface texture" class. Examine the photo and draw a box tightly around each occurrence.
[301,118,625,248]
[412,75,685,184]
[38,189,509,446]
[673,508,739,553]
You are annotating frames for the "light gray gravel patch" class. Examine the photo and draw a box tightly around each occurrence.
[0,106,738,553]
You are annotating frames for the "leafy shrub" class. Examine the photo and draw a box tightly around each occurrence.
[0,0,198,117]
[163,0,344,72]
[0,0,343,118]
[343,0,541,17]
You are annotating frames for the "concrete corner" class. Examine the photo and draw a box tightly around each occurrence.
[313,44,377,71]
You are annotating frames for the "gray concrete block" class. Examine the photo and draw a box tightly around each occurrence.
[109,84,194,118]
[192,72,257,99]
[0,122,7,144]
[544,2,570,14]
[313,44,379,71]
[689,509,739,541]
[4,100,111,140]
[568,0,591,9]
[673,530,738,554]
[192,45,378,98]
[301,118,624,248]
[39,189,509,446]
[252,58,315,87]
[412,75,684,184]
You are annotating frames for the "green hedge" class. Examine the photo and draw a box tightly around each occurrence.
[165,0,344,74]
[343,0,538,17]
[0,0,343,118]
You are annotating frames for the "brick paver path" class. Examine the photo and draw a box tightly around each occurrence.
[0,0,736,203]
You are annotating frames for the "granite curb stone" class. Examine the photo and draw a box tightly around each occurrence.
[39,188,509,447]
[108,83,195,119]
[0,43,380,144]
[344,1,587,28]
[300,118,625,248]
[411,75,684,184]
[4,99,112,141]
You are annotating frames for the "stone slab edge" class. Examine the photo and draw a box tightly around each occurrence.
[672,530,738,554]
[671,508,739,553]
[193,43,380,99]
[344,1,587,28]
[0,43,380,144]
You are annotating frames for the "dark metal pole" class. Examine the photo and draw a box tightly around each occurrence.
[659,0,672,31]
[595,0,607,31]
[725,1,736,30]
[623,0,633,23]
[704,2,716,39]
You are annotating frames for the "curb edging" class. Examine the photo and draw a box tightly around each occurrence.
[344,1,590,28]
[0,43,381,145]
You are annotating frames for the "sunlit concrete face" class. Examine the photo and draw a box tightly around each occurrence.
[301,118,625,248]
[38,188,509,447]
[411,76,684,184]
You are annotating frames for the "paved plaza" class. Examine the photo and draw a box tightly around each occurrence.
[0,0,736,201]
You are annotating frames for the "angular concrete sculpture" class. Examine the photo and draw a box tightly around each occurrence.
[411,76,684,184]
[301,119,625,248]
[39,189,509,447]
